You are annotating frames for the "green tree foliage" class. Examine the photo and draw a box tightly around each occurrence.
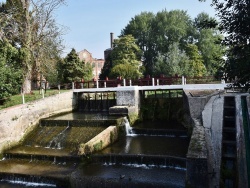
[59,48,93,83]
[0,40,22,99]
[199,0,250,85]
[212,0,250,85]
[0,0,65,93]
[110,35,143,79]
[121,9,224,77]
[121,12,156,75]
[194,13,225,75]
[154,42,190,76]
[185,44,206,77]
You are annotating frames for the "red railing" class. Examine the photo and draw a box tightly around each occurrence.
[72,76,219,89]
[74,76,183,89]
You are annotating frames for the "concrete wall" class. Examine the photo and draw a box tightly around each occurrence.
[202,95,223,188]
[110,87,140,124]
[183,90,221,188]
[0,91,76,153]
[116,88,140,108]
[78,126,119,155]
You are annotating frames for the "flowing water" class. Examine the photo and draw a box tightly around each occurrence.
[75,119,190,187]
[0,112,190,187]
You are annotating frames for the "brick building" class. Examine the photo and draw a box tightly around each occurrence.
[78,49,104,80]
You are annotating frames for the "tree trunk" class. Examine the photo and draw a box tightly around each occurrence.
[22,70,32,94]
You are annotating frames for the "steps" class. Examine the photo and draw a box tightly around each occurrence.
[220,96,237,187]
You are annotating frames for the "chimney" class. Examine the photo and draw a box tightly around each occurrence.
[110,32,114,48]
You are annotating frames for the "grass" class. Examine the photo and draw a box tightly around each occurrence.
[0,89,69,110]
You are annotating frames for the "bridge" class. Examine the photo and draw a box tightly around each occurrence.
[73,84,227,93]
[72,76,227,93]
[72,76,228,117]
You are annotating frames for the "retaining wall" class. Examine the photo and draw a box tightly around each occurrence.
[183,90,220,188]
[0,91,76,153]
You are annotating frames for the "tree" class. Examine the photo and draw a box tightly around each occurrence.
[121,12,156,76]
[199,0,250,85]
[194,12,225,76]
[121,9,225,78]
[0,40,22,99]
[185,44,206,77]
[0,0,65,93]
[110,35,143,79]
[154,42,190,76]
[60,48,93,83]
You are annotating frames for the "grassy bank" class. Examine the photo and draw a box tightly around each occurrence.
[0,89,69,110]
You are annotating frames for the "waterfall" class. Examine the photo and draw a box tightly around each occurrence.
[46,124,70,149]
[124,117,134,136]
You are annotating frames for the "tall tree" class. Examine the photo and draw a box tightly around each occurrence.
[199,0,250,85]
[110,35,143,79]
[0,0,65,93]
[121,12,156,76]
[121,9,225,78]
[194,12,225,76]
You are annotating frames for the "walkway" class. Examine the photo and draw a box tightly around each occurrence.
[73,83,227,93]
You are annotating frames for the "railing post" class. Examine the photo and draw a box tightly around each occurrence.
[80,83,83,89]
[129,80,132,86]
[72,82,74,89]
[123,79,126,86]
[182,76,186,85]
[157,79,159,86]
[104,82,106,88]
[152,78,155,86]
[96,80,99,88]
[21,88,25,104]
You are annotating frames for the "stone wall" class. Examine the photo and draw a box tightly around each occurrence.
[0,91,76,153]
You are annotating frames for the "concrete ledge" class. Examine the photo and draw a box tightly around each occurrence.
[109,106,137,115]
[78,126,119,155]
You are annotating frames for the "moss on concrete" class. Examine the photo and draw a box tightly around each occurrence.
[140,98,183,121]
[93,140,103,152]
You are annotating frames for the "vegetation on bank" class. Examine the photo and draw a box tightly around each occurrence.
[0,89,68,110]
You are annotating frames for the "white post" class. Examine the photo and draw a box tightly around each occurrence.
[41,89,44,99]
[152,78,155,86]
[80,83,83,89]
[182,76,184,85]
[72,82,74,89]
[184,78,186,85]
[104,82,106,88]
[22,93,25,104]
[58,84,61,94]
[157,79,159,86]
[123,79,126,86]
[96,80,99,88]
[129,80,132,86]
